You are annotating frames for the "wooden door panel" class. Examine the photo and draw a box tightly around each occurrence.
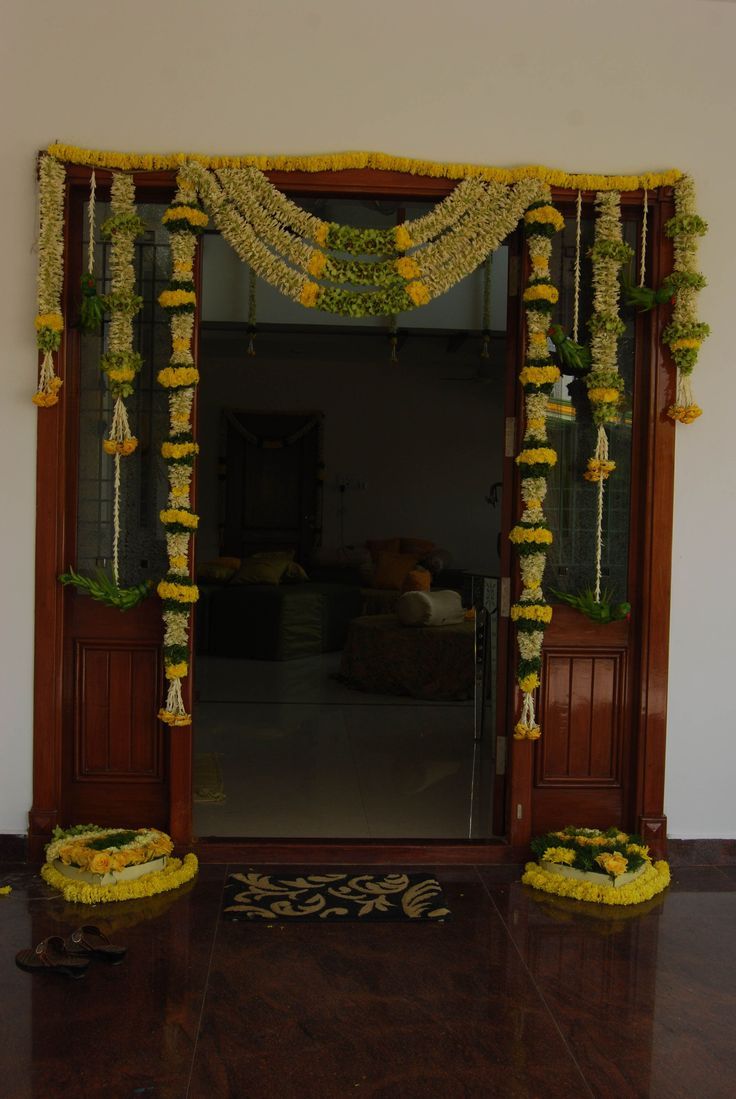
[74,640,162,780]
[62,594,168,827]
[531,606,630,833]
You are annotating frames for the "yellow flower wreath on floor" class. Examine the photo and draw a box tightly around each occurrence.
[41,854,198,904]
[521,859,670,906]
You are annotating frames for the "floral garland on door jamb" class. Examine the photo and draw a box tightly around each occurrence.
[157,186,208,725]
[509,196,565,739]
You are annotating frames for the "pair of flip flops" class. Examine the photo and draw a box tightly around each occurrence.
[15,925,126,980]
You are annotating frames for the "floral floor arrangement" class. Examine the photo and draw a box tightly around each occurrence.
[522,826,670,906]
[41,825,198,904]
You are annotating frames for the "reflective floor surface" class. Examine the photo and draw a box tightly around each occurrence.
[1,861,735,1098]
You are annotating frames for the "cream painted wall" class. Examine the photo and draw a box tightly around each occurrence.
[1,0,734,836]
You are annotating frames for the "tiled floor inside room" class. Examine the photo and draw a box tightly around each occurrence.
[193,655,494,839]
[2,860,736,1098]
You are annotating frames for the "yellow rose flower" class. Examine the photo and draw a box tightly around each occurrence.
[595,851,628,877]
[89,852,112,875]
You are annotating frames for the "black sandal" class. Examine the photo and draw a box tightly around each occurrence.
[15,936,90,979]
[64,925,127,964]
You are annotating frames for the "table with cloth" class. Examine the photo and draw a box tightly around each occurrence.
[339,614,475,701]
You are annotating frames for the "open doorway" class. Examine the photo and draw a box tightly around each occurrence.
[191,195,510,839]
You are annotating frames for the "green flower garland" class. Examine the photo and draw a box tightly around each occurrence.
[509,197,565,740]
[157,184,208,726]
[99,173,146,589]
[184,162,548,320]
[33,155,67,407]
[663,176,709,423]
[584,192,632,603]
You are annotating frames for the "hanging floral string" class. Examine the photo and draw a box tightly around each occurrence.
[639,190,648,288]
[663,176,709,423]
[480,254,492,359]
[99,174,145,586]
[157,179,209,726]
[247,266,257,356]
[573,190,582,342]
[509,195,564,741]
[584,192,633,602]
[79,171,105,334]
[33,155,66,407]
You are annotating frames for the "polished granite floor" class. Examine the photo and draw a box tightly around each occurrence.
[2,861,735,1098]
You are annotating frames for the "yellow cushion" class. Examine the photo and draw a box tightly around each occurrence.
[372,552,419,591]
[197,557,241,582]
[231,556,289,585]
[283,561,309,583]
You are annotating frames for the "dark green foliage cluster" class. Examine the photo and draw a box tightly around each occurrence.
[317,284,414,317]
[86,830,139,851]
[530,826,648,874]
[325,223,398,256]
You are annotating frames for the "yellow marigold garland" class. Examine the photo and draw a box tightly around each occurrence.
[522,859,670,906]
[510,194,563,740]
[46,144,681,192]
[157,176,208,726]
[41,853,199,904]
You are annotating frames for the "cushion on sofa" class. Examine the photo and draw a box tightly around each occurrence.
[397,589,465,627]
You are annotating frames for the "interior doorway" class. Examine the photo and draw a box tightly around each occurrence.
[191,199,510,840]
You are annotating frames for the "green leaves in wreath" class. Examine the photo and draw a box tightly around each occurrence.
[59,567,153,611]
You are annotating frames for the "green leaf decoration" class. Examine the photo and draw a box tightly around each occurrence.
[547,324,591,375]
[59,567,153,611]
[550,586,630,623]
[621,271,673,313]
[78,273,106,333]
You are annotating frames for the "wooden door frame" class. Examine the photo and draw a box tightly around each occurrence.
[29,164,675,862]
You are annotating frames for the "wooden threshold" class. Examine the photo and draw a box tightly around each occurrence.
[186,838,525,865]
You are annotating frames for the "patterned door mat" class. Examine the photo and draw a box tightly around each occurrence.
[223,870,451,922]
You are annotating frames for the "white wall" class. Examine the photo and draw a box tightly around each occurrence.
[2,0,734,836]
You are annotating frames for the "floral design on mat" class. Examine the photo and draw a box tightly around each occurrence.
[223,870,450,921]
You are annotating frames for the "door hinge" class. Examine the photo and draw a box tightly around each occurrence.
[500,577,511,618]
[495,736,507,775]
[505,417,516,458]
[516,803,523,820]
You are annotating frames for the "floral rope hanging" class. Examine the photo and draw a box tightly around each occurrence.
[33,155,66,407]
[584,192,633,602]
[100,173,146,586]
[664,176,709,423]
[509,196,564,741]
[157,182,208,726]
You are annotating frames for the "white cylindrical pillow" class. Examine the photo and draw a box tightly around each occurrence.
[397,589,465,627]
